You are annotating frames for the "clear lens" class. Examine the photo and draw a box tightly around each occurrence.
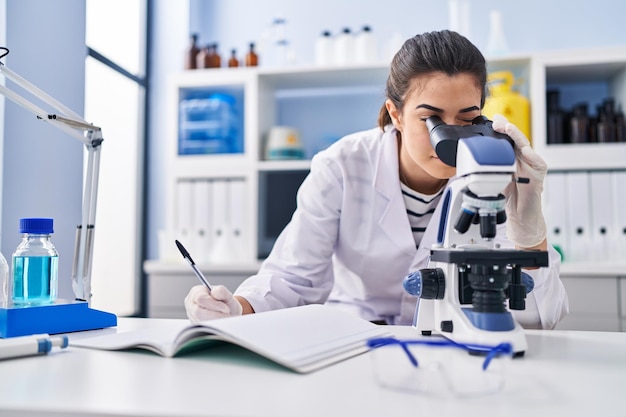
[370,341,511,398]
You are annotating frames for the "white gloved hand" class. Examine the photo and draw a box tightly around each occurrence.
[492,114,547,248]
[184,284,243,323]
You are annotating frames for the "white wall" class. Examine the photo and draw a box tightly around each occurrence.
[1,0,85,300]
[145,0,626,261]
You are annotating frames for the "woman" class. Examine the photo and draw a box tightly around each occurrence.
[184,30,568,329]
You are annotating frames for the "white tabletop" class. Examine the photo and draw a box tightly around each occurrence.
[1,317,626,417]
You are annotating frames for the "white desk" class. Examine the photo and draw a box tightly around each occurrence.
[1,318,626,417]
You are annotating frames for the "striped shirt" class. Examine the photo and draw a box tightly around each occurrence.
[401,182,444,249]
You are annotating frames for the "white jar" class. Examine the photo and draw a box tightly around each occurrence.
[315,30,334,66]
[334,27,354,66]
[355,25,377,64]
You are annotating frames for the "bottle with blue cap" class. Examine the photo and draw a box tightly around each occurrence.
[11,218,59,305]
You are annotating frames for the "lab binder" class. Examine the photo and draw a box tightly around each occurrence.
[193,179,213,264]
[564,172,592,262]
[611,171,626,260]
[589,171,615,261]
[229,179,247,259]
[176,180,195,252]
[207,179,232,263]
[544,172,569,261]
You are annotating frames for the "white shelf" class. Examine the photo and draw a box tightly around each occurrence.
[540,142,626,171]
[143,259,262,274]
[258,160,311,171]
[560,262,626,277]
[164,49,626,264]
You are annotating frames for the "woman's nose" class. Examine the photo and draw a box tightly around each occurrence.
[441,116,457,126]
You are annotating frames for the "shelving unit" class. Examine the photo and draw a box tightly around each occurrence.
[147,48,626,326]
[530,46,626,170]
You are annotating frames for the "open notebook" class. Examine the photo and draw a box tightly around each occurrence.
[70,304,392,373]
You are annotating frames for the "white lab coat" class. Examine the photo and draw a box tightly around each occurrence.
[235,126,569,328]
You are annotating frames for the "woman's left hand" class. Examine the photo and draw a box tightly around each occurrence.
[492,114,547,248]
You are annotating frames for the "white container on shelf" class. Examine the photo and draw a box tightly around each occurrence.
[315,30,334,67]
[355,25,378,65]
[334,28,355,66]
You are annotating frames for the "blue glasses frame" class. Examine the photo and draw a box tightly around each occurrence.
[367,337,513,371]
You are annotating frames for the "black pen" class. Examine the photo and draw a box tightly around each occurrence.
[175,240,212,292]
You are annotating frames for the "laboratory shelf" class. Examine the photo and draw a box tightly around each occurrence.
[147,46,626,328]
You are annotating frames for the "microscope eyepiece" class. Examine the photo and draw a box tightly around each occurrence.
[426,115,514,168]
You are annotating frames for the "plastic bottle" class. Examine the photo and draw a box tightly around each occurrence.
[334,28,355,66]
[355,25,377,65]
[315,30,334,67]
[185,33,201,70]
[385,31,405,61]
[245,42,259,67]
[12,218,59,305]
[486,10,509,56]
[228,49,239,68]
[482,71,531,142]
[0,251,9,307]
[272,17,288,67]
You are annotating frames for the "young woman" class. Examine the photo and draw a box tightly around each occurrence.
[184,30,568,329]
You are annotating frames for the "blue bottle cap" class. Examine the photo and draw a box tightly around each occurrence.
[19,218,54,234]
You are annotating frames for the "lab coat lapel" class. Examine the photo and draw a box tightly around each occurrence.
[410,176,456,270]
[373,128,415,256]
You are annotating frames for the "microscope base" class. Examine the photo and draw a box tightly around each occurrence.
[415,299,528,354]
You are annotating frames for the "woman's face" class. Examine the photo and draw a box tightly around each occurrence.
[386,72,483,181]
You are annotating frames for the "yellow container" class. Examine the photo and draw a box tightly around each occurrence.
[482,71,531,144]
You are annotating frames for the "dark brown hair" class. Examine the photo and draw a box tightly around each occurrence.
[378,30,487,129]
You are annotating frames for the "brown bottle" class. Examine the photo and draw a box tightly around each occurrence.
[245,42,259,67]
[211,43,222,68]
[228,49,239,67]
[185,34,200,70]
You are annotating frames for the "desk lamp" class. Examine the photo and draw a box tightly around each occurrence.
[0,47,116,337]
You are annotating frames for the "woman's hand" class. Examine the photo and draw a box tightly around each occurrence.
[184,284,243,323]
[492,114,548,249]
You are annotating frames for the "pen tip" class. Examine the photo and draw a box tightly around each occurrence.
[175,240,193,262]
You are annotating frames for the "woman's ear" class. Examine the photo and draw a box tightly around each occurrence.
[385,99,402,131]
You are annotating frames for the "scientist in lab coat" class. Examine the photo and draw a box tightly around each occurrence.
[184,30,569,328]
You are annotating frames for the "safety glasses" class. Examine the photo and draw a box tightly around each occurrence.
[367,337,513,398]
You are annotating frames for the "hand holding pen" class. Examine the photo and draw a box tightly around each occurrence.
[176,240,243,323]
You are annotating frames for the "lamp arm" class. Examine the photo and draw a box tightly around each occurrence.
[0,59,102,304]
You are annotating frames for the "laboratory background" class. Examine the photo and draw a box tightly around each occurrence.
[1,0,626,329]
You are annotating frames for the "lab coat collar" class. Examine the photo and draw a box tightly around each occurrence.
[372,126,415,256]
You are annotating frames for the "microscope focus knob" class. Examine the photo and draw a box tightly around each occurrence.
[403,269,446,299]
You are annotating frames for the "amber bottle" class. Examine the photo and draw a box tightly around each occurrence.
[210,43,222,68]
[228,49,239,67]
[245,42,259,67]
[185,34,200,70]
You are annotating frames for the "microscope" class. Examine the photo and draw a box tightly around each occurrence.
[403,116,548,355]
